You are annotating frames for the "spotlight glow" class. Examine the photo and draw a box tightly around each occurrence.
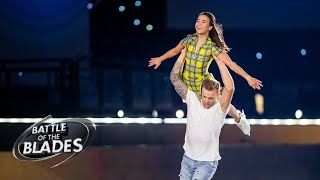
[119,6,125,12]
[152,110,158,118]
[146,24,153,31]
[254,93,264,115]
[176,110,184,118]
[117,110,124,118]
[87,3,93,10]
[256,52,262,59]
[295,109,303,119]
[135,1,142,7]
[134,19,140,26]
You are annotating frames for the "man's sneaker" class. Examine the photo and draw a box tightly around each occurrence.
[236,109,251,136]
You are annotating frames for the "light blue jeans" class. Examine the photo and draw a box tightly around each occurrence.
[179,154,219,180]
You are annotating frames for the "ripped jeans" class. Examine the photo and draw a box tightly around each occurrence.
[179,154,219,180]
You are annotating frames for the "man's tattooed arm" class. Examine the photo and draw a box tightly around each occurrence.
[170,50,188,100]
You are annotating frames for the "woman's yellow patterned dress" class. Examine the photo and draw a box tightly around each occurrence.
[181,34,222,97]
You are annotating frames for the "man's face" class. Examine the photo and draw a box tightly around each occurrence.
[201,87,220,109]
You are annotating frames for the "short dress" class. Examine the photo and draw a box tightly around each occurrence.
[181,34,223,97]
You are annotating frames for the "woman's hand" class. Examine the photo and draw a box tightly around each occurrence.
[247,77,263,90]
[148,58,161,69]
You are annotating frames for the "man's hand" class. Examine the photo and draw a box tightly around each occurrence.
[247,77,263,90]
[148,58,161,69]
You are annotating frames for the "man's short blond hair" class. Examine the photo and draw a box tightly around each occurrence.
[202,78,220,94]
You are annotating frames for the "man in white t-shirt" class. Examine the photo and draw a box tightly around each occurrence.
[170,49,237,180]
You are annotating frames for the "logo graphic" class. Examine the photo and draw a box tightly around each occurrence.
[12,115,96,168]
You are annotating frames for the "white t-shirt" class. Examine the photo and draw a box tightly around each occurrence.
[182,89,229,161]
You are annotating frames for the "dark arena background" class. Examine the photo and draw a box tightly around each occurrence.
[1,0,320,179]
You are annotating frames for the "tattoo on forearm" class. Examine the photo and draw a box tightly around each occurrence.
[170,61,188,100]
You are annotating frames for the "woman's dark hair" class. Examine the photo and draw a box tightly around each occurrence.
[199,12,231,52]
